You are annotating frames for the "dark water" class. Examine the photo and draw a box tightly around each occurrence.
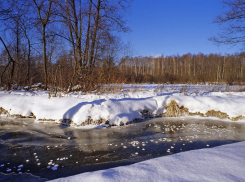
[0,117,245,181]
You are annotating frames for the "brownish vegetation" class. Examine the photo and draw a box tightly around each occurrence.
[0,1,245,92]
[164,100,244,121]
[1,51,245,93]
[205,110,229,119]
[0,0,131,92]
[119,53,245,85]
[164,100,189,117]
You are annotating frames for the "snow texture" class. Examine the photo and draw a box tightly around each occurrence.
[1,84,245,126]
[51,141,245,182]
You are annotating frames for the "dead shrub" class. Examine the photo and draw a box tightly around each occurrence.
[230,115,245,121]
[164,100,189,117]
[238,85,245,92]
[180,85,189,95]
[0,107,9,116]
[205,110,229,119]
[189,112,205,117]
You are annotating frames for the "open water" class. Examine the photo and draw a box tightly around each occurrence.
[0,117,245,181]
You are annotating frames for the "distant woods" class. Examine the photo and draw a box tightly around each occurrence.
[0,0,245,92]
[119,53,245,85]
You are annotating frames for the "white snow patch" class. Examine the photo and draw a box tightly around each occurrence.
[51,164,59,170]
[0,84,245,126]
[50,141,245,182]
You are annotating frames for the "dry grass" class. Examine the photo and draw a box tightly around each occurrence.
[0,107,36,119]
[189,111,205,117]
[60,117,109,127]
[230,115,245,121]
[0,107,9,116]
[75,117,108,126]
[164,100,189,117]
[154,84,165,93]
[37,118,56,121]
[131,85,143,93]
[97,84,125,94]
[164,101,244,121]
[180,85,189,95]
[238,85,245,92]
[205,110,245,121]
[194,89,200,96]
[205,109,229,119]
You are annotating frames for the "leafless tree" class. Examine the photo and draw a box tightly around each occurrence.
[32,0,54,89]
[0,0,16,19]
[0,37,15,89]
[210,0,245,47]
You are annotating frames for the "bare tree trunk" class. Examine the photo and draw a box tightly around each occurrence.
[23,29,31,86]
[173,57,176,75]
[0,37,15,89]
[162,57,164,76]
[33,0,53,90]
[89,0,101,69]
[222,57,226,80]
[217,59,220,81]
[42,24,48,89]
[193,58,195,77]
[82,0,92,69]
[241,56,244,78]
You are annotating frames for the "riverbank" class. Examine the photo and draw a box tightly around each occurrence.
[1,84,245,126]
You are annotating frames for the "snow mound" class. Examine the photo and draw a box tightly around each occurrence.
[1,84,245,125]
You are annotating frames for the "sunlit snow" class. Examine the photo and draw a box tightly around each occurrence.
[0,84,245,126]
[51,141,245,182]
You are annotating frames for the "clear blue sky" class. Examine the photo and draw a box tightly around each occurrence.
[122,0,240,57]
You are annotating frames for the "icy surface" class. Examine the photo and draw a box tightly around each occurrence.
[0,116,244,181]
[51,141,245,182]
[1,84,245,125]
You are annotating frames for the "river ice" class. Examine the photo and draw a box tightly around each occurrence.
[0,117,245,181]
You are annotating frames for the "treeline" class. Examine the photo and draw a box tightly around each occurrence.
[1,49,245,92]
[119,53,245,85]
[0,1,245,92]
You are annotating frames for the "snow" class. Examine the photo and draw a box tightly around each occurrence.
[51,164,59,171]
[50,141,245,182]
[1,84,245,181]
[1,84,245,126]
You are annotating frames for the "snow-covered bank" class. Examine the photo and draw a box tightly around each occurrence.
[1,84,245,126]
[50,141,245,182]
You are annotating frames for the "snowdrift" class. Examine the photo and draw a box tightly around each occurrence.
[1,84,245,126]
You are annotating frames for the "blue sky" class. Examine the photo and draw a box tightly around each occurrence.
[122,0,240,57]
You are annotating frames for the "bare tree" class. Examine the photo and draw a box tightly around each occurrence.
[0,0,16,19]
[210,0,245,47]
[0,0,19,89]
[32,0,54,89]
[0,37,15,89]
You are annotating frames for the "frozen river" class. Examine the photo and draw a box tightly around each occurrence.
[0,117,245,181]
